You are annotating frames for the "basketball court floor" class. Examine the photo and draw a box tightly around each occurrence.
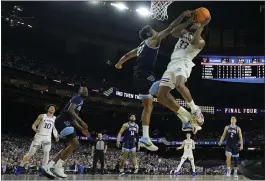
[2,174,249,180]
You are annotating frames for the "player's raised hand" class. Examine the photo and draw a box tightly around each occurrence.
[116,141,121,148]
[218,141,222,146]
[182,10,193,18]
[201,16,211,26]
[115,63,122,69]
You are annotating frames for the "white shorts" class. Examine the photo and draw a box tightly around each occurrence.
[160,61,194,90]
[181,154,194,160]
[29,134,51,150]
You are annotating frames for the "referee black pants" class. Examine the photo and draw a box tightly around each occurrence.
[92,151,104,174]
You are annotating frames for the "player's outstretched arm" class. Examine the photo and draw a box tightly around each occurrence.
[115,48,138,69]
[154,10,193,42]
[171,18,193,38]
[190,16,211,49]
[218,126,228,146]
[116,123,128,147]
[32,114,44,133]
[238,127,244,150]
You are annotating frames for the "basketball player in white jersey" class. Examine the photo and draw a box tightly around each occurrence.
[157,17,211,128]
[174,133,196,177]
[15,105,59,176]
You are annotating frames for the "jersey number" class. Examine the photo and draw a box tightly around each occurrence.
[130,131,135,136]
[76,106,81,112]
[178,40,189,49]
[137,44,145,56]
[44,123,51,129]
[230,133,234,138]
[187,145,189,149]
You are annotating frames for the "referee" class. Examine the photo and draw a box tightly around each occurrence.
[92,133,107,175]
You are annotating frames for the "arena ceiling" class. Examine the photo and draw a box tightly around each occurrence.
[2,1,264,47]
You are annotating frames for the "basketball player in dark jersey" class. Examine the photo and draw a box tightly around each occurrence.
[41,87,89,179]
[116,114,139,176]
[218,116,243,177]
[115,10,193,151]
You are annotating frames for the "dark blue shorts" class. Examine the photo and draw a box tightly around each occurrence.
[122,141,136,152]
[225,145,239,157]
[133,71,155,100]
[55,115,76,140]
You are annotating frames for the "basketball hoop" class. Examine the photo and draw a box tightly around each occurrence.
[149,1,173,21]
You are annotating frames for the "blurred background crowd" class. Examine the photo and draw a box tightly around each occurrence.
[1,135,232,175]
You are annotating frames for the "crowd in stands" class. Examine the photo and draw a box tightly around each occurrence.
[2,135,229,175]
[245,129,264,141]
[1,48,102,86]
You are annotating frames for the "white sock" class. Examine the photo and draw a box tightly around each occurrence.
[142,125,149,138]
[187,100,197,112]
[120,168,124,173]
[177,106,192,120]
[177,114,189,123]
[48,160,55,167]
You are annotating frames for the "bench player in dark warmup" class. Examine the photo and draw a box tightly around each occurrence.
[116,114,139,176]
[218,116,243,177]
[115,10,193,151]
[41,87,89,179]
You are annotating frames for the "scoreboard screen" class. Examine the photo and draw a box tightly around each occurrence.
[201,56,265,83]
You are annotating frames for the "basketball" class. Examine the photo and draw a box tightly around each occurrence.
[193,7,210,23]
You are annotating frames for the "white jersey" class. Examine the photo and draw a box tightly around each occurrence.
[183,139,194,156]
[36,114,56,136]
[169,32,201,68]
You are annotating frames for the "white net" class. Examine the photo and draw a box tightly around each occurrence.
[149,1,173,21]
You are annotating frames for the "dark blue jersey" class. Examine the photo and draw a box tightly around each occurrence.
[123,122,139,142]
[58,95,83,122]
[135,39,159,72]
[226,125,239,146]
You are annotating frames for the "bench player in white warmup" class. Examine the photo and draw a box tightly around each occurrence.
[157,16,211,129]
[15,105,59,176]
[174,133,196,176]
